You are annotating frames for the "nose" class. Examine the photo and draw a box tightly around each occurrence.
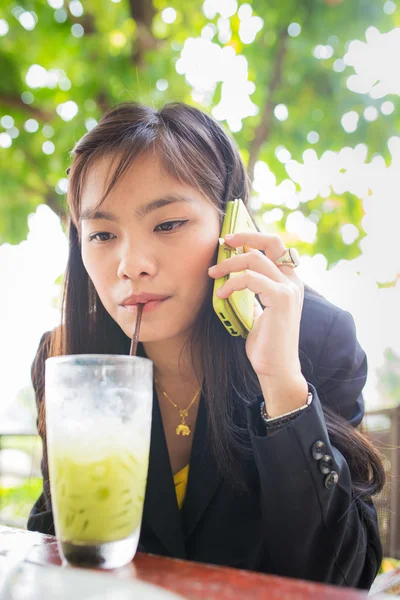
[117,240,158,281]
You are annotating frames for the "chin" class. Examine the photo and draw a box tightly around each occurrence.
[141,324,189,342]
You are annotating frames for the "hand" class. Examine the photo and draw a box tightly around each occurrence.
[208,232,307,408]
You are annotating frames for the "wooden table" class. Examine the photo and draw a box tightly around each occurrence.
[0,526,390,599]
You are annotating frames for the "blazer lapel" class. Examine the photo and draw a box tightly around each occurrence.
[181,392,223,539]
[142,388,186,558]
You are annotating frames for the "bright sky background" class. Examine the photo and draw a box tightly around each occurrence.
[1,3,399,423]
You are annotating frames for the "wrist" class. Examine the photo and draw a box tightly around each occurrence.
[258,374,309,419]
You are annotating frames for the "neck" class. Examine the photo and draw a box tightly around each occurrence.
[141,332,203,388]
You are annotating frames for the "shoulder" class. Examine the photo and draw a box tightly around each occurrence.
[299,286,367,424]
[301,286,342,331]
[300,286,355,348]
[299,286,364,379]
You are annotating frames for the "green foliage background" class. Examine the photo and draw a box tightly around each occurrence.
[0,0,398,266]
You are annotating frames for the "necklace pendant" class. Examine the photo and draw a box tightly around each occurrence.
[176,423,191,436]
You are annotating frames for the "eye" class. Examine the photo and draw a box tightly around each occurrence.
[88,232,116,243]
[155,220,189,232]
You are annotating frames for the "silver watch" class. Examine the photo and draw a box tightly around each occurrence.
[260,392,313,425]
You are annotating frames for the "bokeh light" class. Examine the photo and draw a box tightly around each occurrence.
[161,8,177,24]
[1,116,14,129]
[69,0,84,17]
[0,133,12,148]
[313,45,334,59]
[47,0,64,8]
[21,91,34,104]
[381,101,395,115]
[364,106,379,121]
[0,19,9,36]
[24,119,39,133]
[307,131,320,144]
[56,100,79,121]
[71,23,84,37]
[274,104,289,121]
[42,141,55,154]
[203,0,238,19]
[85,117,97,131]
[54,8,68,22]
[156,79,169,91]
[383,1,396,15]
[17,11,38,31]
[288,23,301,37]
[345,26,400,98]
[341,111,359,133]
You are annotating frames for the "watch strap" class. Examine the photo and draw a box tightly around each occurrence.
[260,391,313,427]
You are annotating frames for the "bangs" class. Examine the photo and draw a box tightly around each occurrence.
[69,137,224,231]
[66,101,242,232]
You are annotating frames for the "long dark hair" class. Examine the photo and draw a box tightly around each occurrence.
[35,101,385,501]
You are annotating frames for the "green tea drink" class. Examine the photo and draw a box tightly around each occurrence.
[49,448,149,544]
[45,355,153,569]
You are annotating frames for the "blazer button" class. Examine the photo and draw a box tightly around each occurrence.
[319,454,334,475]
[311,440,326,460]
[324,471,339,489]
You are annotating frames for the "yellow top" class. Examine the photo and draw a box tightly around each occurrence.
[173,464,189,510]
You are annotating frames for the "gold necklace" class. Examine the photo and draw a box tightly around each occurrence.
[154,378,201,437]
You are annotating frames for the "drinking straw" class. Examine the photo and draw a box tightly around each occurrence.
[129,303,144,356]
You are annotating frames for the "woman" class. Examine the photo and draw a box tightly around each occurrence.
[28,101,385,589]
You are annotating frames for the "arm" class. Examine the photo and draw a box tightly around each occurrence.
[246,309,382,589]
[27,331,55,536]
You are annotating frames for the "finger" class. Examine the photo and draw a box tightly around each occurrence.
[224,232,286,262]
[216,270,279,302]
[209,248,286,284]
[216,270,303,309]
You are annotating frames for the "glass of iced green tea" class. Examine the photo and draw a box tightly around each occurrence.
[45,355,153,569]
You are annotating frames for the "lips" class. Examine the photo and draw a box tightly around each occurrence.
[121,297,170,315]
[120,293,171,306]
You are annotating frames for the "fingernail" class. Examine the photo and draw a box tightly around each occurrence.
[225,234,233,239]
[216,288,224,297]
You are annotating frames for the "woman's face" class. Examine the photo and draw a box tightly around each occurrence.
[80,153,221,343]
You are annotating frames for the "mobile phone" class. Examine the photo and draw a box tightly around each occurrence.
[212,199,261,338]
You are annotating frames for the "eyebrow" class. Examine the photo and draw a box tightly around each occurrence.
[79,193,197,223]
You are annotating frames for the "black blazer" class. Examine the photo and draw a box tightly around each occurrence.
[27,288,382,590]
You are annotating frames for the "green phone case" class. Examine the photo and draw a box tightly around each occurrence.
[212,199,259,338]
